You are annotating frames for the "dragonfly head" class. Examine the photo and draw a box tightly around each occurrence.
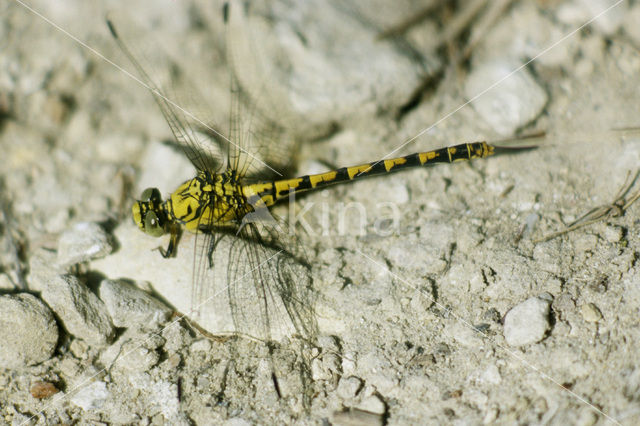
[132,187,166,237]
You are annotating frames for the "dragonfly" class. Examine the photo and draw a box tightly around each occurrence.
[107,4,536,395]
[107,13,319,349]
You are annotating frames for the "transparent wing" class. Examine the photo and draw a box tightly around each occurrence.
[222,1,301,182]
[169,36,298,183]
[226,220,318,342]
[187,215,317,344]
[107,20,222,173]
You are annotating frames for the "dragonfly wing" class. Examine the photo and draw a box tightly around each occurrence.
[108,19,222,173]
[222,2,301,183]
[224,220,317,343]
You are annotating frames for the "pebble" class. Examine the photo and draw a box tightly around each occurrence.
[69,339,90,360]
[603,225,623,243]
[164,353,181,370]
[27,247,65,292]
[41,275,114,345]
[503,296,552,346]
[99,328,164,372]
[98,279,172,329]
[311,358,331,382]
[30,381,60,399]
[57,222,113,267]
[70,380,109,410]
[469,271,486,293]
[465,60,547,135]
[0,293,59,368]
[128,373,181,421]
[161,321,191,354]
[580,303,603,323]
[481,364,502,385]
[357,394,386,415]
[119,346,160,373]
[337,376,362,400]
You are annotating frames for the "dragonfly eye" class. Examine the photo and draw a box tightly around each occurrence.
[143,211,165,237]
[140,187,162,203]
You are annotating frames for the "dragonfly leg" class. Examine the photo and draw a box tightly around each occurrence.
[207,237,215,268]
[159,224,181,258]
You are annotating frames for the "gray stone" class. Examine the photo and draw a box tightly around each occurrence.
[27,247,65,292]
[603,225,623,243]
[69,380,109,410]
[0,293,58,368]
[357,394,386,415]
[57,222,113,267]
[581,303,603,323]
[99,328,165,374]
[128,373,182,422]
[481,364,502,385]
[42,275,114,345]
[504,296,552,346]
[465,60,547,135]
[337,376,362,400]
[225,0,426,135]
[98,279,171,329]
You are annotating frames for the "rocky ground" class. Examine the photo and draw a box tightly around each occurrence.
[2,0,640,424]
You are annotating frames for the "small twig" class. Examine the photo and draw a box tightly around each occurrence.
[533,169,640,243]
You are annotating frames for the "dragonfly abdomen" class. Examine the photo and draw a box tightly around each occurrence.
[245,142,494,205]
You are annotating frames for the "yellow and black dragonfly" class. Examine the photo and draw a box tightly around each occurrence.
[107,3,536,400]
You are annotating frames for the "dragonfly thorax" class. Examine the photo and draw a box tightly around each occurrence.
[132,170,249,239]
[165,170,247,232]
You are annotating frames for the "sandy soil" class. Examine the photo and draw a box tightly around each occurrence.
[2,0,640,424]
